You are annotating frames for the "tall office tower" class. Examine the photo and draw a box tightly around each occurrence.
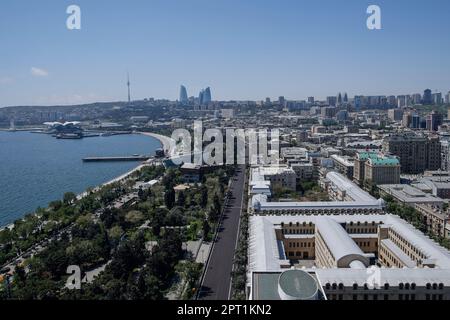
[411,113,421,129]
[179,85,188,104]
[406,95,413,107]
[433,92,442,105]
[387,96,396,107]
[326,96,337,106]
[353,96,362,109]
[388,108,404,122]
[423,89,433,105]
[426,111,443,132]
[402,111,412,128]
[127,73,131,103]
[337,93,342,105]
[198,90,204,105]
[203,87,212,104]
[343,93,348,103]
[383,133,441,174]
[445,91,450,104]
[278,96,286,107]
[307,97,315,104]
[397,95,406,108]
[412,93,422,105]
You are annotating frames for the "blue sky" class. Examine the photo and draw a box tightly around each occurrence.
[0,0,450,106]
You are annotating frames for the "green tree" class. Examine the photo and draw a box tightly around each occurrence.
[63,192,77,205]
[164,187,176,210]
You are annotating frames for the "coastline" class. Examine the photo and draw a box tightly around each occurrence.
[138,131,175,156]
[0,132,171,230]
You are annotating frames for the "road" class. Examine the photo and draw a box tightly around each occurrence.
[198,165,246,300]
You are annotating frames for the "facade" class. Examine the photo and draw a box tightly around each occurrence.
[248,214,450,300]
[423,89,433,105]
[250,168,384,215]
[364,156,401,185]
[353,152,400,186]
[415,204,450,238]
[382,133,441,174]
[426,111,443,132]
[331,154,354,180]
[388,108,404,122]
[179,85,188,103]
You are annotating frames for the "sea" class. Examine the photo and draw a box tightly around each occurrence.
[0,131,161,227]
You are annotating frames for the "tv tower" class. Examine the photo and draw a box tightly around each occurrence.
[127,72,131,103]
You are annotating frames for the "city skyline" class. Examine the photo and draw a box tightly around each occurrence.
[1,0,450,106]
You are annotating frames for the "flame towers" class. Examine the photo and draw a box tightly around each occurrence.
[179,85,188,104]
[199,87,212,105]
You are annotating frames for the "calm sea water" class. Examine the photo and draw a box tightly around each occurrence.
[0,131,161,227]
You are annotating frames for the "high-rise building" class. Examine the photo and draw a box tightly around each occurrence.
[337,93,342,105]
[353,96,363,109]
[388,108,404,122]
[426,111,443,132]
[326,96,337,107]
[433,92,443,105]
[203,87,212,104]
[423,89,433,105]
[445,92,450,104]
[387,95,396,107]
[397,95,406,108]
[412,93,422,105]
[307,97,315,104]
[411,113,421,129]
[179,85,188,104]
[198,90,204,105]
[383,133,441,174]
[343,93,348,103]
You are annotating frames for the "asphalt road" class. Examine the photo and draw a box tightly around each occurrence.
[198,165,246,300]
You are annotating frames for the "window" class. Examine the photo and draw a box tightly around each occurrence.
[353,283,358,290]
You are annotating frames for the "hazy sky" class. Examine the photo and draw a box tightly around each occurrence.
[1,0,450,106]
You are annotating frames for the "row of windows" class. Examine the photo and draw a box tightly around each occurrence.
[287,241,314,248]
[346,227,378,234]
[388,228,426,261]
[380,244,404,268]
[325,282,444,291]
[282,228,314,235]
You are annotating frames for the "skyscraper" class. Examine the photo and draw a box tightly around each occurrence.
[343,93,348,103]
[179,85,188,104]
[198,90,204,105]
[422,89,433,105]
[426,111,443,132]
[433,92,442,105]
[203,87,212,104]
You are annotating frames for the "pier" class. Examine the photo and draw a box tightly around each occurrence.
[82,155,152,162]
